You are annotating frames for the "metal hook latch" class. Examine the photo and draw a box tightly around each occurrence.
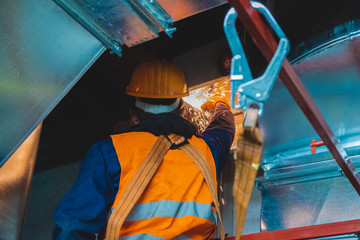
[223,1,290,116]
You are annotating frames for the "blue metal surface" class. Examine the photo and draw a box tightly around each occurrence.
[260,41,360,150]
[289,20,360,65]
[259,177,360,233]
[54,0,150,55]
[258,135,360,188]
[54,0,175,55]
[315,235,360,240]
[223,2,289,115]
[55,0,227,56]
[257,35,360,232]
[135,0,176,37]
[0,0,105,167]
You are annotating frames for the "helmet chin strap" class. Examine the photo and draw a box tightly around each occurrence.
[135,98,180,114]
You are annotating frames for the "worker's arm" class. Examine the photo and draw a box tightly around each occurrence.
[200,101,235,176]
[53,139,120,240]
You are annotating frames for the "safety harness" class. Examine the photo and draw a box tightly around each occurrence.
[105,134,225,240]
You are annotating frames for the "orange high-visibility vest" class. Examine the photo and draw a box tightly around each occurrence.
[110,132,218,240]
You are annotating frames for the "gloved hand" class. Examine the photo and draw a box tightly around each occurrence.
[201,94,231,111]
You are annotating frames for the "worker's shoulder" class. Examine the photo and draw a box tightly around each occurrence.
[189,134,206,144]
[189,135,213,152]
[85,138,118,161]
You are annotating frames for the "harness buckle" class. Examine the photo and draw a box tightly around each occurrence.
[166,134,187,149]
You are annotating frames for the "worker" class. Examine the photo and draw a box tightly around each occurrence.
[53,60,235,240]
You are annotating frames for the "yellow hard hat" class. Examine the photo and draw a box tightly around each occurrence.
[126,60,189,98]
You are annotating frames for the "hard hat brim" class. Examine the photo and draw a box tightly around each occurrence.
[126,87,189,99]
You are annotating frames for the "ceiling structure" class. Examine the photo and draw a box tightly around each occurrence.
[35,0,360,172]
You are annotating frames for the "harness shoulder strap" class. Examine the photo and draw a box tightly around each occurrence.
[179,144,225,240]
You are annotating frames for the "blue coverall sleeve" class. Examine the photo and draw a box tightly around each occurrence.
[200,103,235,176]
[53,139,120,240]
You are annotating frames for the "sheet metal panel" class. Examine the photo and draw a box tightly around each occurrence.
[55,0,158,50]
[261,37,360,158]
[55,0,227,53]
[260,177,360,232]
[0,125,42,240]
[238,219,360,240]
[0,0,105,167]
[257,36,360,231]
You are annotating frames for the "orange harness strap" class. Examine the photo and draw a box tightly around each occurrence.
[105,134,224,240]
[179,144,225,240]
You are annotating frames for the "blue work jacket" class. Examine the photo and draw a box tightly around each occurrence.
[53,104,235,240]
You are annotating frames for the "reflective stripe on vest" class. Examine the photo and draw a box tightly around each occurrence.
[119,233,192,240]
[110,132,217,239]
[111,200,217,223]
